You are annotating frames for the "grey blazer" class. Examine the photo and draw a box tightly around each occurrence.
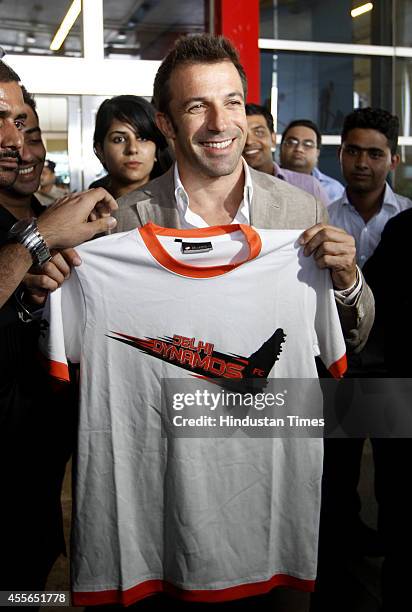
[115,167,374,353]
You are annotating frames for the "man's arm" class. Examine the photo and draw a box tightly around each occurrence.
[0,188,117,309]
[0,242,34,309]
[300,216,375,353]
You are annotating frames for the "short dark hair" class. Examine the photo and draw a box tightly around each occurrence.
[245,103,274,133]
[21,85,38,119]
[341,107,399,155]
[44,159,56,173]
[281,119,322,149]
[93,95,168,179]
[0,59,21,84]
[153,34,248,116]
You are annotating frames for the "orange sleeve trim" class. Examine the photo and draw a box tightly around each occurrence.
[328,353,347,379]
[72,574,315,607]
[139,222,262,279]
[37,350,70,382]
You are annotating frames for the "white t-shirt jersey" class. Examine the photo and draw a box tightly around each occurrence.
[39,223,347,606]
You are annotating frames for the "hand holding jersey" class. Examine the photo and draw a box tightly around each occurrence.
[37,187,117,249]
[18,188,118,306]
[299,223,357,290]
[1,187,118,308]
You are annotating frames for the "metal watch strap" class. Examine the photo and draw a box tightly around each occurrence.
[12,218,52,266]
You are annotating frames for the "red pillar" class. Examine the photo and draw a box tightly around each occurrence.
[213,0,260,104]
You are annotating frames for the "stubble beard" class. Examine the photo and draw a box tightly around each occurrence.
[0,169,18,188]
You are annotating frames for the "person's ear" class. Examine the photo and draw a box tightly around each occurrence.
[390,153,400,171]
[271,132,276,152]
[156,112,176,140]
[94,142,105,166]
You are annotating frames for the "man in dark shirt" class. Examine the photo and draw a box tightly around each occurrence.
[0,67,117,592]
[362,211,412,611]
[0,88,73,591]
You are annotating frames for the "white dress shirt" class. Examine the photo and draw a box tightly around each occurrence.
[173,159,253,228]
[173,159,361,303]
[329,183,412,267]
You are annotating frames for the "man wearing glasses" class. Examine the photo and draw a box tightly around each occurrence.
[280,119,344,202]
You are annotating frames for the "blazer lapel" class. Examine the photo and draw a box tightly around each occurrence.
[135,168,182,228]
[249,168,284,228]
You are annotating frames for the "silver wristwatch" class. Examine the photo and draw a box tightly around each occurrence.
[8,217,52,266]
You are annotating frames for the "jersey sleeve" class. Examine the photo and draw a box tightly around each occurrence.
[38,270,85,382]
[313,270,347,379]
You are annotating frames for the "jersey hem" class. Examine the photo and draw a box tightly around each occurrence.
[72,573,315,606]
[37,351,70,382]
[328,353,347,379]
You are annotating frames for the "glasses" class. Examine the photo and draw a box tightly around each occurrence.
[342,144,388,160]
[282,137,317,150]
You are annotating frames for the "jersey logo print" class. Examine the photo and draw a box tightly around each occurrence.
[106,330,286,389]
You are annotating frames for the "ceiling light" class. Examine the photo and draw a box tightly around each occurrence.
[26,32,36,44]
[50,0,81,51]
[117,30,127,41]
[351,3,373,18]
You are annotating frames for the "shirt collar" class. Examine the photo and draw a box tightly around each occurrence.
[273,161,284,180]
[343,182,401,212]
[173,159,253,226]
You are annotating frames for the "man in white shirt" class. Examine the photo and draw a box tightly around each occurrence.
[314,108,412,612]
[328,107,412,267]
[116,36,375,358]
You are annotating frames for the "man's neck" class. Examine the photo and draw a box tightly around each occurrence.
[177,160,245,226]
[39,183,53,195]
[260,159,275,176]
[346,185,385,223]
[0,191,34,220]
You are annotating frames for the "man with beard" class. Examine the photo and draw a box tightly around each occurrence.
[0,59,117,592]
[98,34,374,612]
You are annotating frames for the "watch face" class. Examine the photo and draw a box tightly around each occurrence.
[9,217,36,237]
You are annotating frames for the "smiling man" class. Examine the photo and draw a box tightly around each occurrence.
[0,89,46,219]
[244,103,329,207]
[0,65,25,187]
[116,35,372,339]
[108,35,374,610]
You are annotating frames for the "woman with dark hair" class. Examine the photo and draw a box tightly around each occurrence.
[91,95,170,198]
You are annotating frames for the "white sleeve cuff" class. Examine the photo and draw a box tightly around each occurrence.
[334,266,363,305]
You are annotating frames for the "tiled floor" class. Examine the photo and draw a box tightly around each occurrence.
[42,442,383,611]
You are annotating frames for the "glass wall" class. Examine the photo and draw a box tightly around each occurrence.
[103,0,207,60]
[0,0,82,57]
[259,0,412,194]
[395,0,412,46]
[260,0,392,45]
[261,52,393,134]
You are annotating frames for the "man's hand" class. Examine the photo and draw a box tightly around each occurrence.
[37,188,118,249]
[22,249,81,306]
[299,223,357,290]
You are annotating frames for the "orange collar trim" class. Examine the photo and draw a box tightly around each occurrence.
[138,222,262,279]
